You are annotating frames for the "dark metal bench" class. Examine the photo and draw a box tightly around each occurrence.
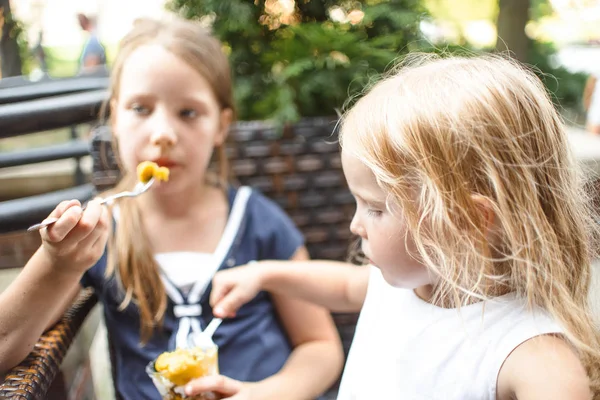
[0,117,359,399]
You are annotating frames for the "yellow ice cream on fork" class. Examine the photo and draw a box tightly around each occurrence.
[137,161,170,183]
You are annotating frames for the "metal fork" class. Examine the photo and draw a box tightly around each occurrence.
[27,178,155,232]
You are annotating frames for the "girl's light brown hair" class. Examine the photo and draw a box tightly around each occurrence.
[340,53,600,393]
[102,17,235,343]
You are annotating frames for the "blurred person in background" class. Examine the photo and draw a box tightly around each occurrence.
[583,73,600,134]
[77,13,106,74]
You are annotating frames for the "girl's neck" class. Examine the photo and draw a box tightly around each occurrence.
[414,285,434,303]
[414,282,512,309]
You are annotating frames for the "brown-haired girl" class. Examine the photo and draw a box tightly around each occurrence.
[0,16,343,400]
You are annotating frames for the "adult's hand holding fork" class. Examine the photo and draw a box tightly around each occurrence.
[39,198,110,275]
[0,198,110,373]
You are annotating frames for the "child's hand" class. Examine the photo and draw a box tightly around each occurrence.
[39,198,109,275]
[184,375,255,400]
[210,263,264,318]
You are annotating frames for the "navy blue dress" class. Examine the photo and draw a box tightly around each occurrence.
[81,186,307,400]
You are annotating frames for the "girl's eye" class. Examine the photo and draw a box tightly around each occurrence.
[132,104,150,115]
[180,109,198,118]
[367,209,383,217]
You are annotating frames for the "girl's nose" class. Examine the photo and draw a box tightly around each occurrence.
[349,212,367,239]
[150,127,177,148]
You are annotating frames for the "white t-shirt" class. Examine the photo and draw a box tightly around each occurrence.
[155,252,214,295]
[337,267,563,400]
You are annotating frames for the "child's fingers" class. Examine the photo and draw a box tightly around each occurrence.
[210,274,240,318]
[212,287,244,318]
[184,375,242,397]
[209,277,231,309]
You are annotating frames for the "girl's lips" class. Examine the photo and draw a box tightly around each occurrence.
[152,158,177,168]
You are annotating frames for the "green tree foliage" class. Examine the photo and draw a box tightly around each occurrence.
[425,0,586,111]
[529,40,587,112]
[168,0,428,124]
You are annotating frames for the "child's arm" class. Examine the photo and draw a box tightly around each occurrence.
[248,246,345,399]
[0,199,109,375]
[496,334,592,400]
[210,257,369,318]
[188,247,356,400]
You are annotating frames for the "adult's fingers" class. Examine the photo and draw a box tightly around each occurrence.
[51,199,104,247]
[43,203,83,243]
[48,199,81,219]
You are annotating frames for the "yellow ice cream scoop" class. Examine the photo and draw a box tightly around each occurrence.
[154,347,218,387]
[154,166,170,182]
[137,161,170,183]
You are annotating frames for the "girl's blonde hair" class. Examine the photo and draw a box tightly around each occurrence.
[340,53,600,393]
[103,17,235,342]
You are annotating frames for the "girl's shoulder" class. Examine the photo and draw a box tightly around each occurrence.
[228,185,304,260]
[235,185,283,213]
[497,333,591,399]
[231,185,298,232]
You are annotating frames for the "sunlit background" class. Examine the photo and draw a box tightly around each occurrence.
[4,0,600,130]
[11,1,600,57]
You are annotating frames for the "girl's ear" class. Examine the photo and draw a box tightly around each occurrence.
[471,194,496,233]
[215,108,233,146]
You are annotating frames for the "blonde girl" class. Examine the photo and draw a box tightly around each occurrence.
[198,54,600,399]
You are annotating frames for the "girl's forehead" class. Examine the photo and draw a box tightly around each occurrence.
[120,44,186,77]
[341,153,388,208]
[341,150,375,182]
[117,44,216,102]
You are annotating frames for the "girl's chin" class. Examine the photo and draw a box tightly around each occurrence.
[364,255,376,266]
[147,179,175,194]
